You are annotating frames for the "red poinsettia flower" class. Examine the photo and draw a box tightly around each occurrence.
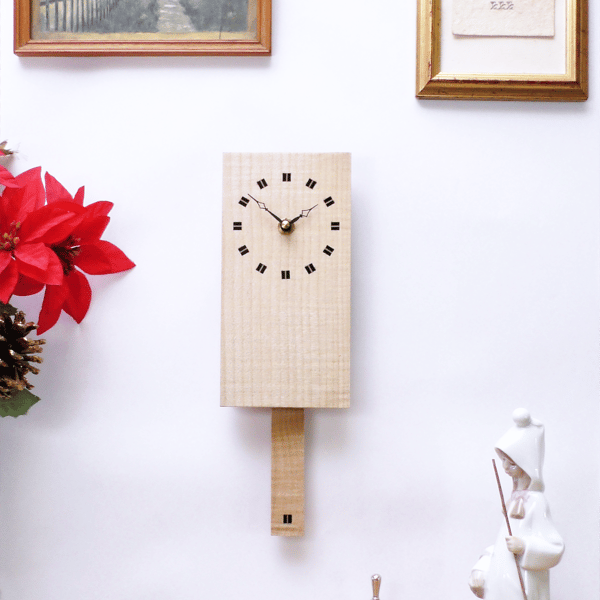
[0,168,75,304]
[14,173,135,334]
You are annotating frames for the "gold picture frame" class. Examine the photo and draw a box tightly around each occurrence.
[14,0,271,56]
[416,0,587,101]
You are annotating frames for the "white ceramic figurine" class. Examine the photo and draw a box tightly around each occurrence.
[468,409,564,600]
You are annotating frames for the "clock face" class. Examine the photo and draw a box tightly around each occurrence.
[230,169,344,281]
[221,153,351,409]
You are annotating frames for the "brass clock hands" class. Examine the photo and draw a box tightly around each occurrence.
[249,193,318,235]
[281,205,318,234]
[290,204,318,224]
[248,194,282,223]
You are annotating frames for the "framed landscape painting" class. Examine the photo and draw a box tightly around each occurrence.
[14,0,271,56]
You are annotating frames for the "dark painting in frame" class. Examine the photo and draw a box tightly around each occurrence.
[14,0,271,56]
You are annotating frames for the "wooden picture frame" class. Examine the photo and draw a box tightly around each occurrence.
[14,0,270,56]
[416,0,588,101]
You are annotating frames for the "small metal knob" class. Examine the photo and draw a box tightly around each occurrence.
[371,574,381,600]
[278,219,294,234]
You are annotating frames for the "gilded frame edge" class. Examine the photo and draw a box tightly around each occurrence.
[416,0,588,101]
[13,0,271,56]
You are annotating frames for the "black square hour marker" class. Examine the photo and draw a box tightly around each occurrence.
[283,514,293,524]
[282,173,291,182]
[256,263,267,274]
[324,196,335,207]
[257,179,268,189]
[331,222,340,230]
[306,178,317,189]
[281,270,290,280]
[233,222,242,230]
[239,196,250,207]
[323,246,334,256]
[238,245,249,256]
[305,263,316,274]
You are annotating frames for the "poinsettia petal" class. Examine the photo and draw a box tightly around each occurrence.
[15,243,64,285]
[73,186,85,205]
[34,212,85,246]
[63,269,91,323]
[41,200,85,215]
[14,242,50,271]
[0,165,19,188]
[85,201,113,218]
[47,199,111,218]
[19,204,77,242]
[76,240,136,274]
[12,274,45,296]
[0,251,12,273]
[0,261,19,303]
[0,167,44,222]
[45,172,74,204]
[75,215,110,243]
[37,284,68,334]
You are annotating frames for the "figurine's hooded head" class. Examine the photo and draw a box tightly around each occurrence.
[495,408,545,492]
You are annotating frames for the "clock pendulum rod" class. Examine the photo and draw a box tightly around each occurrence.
[271,407,305,536]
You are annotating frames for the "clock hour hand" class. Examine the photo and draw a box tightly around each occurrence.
[290,204,318,224]
[248,194,282,223]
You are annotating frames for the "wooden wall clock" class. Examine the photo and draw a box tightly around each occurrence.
[221,153,351,536]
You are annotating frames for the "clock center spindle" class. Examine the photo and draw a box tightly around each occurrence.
[278,219,294,234]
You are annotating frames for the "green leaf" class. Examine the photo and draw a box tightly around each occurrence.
[0,389,41,417]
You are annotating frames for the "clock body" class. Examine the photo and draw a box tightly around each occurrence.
[221,153,351,409]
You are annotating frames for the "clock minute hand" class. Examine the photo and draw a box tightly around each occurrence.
[290,204,318,224]
[248,194,282,223]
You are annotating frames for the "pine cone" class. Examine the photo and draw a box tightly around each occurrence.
[0,307,45,400]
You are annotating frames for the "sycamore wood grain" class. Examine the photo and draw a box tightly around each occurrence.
[13,0,270,56]
[271,408,305,536]
[416,0,588,101]
[222,153,350,537]
[221,153,351,409]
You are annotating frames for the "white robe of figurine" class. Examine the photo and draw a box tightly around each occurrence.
[469,409,564,600]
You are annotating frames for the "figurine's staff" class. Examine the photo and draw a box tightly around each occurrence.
[492,459,528,600]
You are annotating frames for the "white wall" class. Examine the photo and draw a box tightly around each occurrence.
[0,2,598,599]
